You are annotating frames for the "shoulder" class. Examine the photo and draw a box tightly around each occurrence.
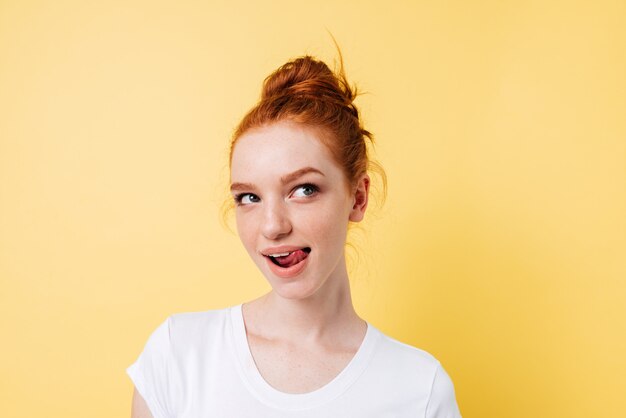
[127,306,236,417]
[168,306,231,335]
[370,328,462,416]
[134,307,232,358]
[164,306,232,350]
[373,329,441,376]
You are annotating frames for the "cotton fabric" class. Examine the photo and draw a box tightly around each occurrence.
[127,305,462,417]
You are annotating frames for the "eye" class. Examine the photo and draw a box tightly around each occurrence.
[292,184,319,198]
[234,193,260,205]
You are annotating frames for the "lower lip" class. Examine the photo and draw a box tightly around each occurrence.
[265,255,309,279]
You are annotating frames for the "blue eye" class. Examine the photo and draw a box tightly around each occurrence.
[292,184,319,198]
[235,193,260,205]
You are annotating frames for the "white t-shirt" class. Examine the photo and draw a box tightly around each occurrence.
[127,305,462,418]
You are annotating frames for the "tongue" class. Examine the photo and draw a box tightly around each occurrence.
[275,249,308,267]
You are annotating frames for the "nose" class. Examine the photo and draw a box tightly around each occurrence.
[261,199,292,240]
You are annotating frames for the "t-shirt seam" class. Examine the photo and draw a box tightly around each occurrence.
[229,306,381,412]
[163,316,174,418]
[228,306,268,408]
[142,384,168,418]
[326,327,381,403]
[128,354,169,418]
[423,360,441,418]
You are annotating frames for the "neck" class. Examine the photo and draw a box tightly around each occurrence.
[243,262,363,344]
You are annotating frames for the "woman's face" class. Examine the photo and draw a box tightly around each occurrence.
[230,121,368,300]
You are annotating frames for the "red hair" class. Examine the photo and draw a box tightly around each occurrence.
[229,53,386,197]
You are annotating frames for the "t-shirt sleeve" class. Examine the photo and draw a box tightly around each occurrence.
[424,362,462,418]
[127,317,175,418]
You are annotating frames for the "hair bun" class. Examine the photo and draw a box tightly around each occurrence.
[231,51,386,206]
[260,56,355,110]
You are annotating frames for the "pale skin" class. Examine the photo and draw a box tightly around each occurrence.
[131,120,370,417]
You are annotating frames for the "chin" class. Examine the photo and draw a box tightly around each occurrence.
[269,279,323,301]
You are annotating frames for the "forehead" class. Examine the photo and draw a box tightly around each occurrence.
[231,122,341,182]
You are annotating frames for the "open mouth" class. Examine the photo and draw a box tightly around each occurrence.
[266,247,311,268]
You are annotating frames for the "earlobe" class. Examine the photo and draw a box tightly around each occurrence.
[349,175,370,222]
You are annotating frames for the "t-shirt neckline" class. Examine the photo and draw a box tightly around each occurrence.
[229,303,380,410]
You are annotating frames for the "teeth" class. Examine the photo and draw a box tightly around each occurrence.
[269,251,291,257]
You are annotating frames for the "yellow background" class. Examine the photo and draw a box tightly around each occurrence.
[1,1,624,417]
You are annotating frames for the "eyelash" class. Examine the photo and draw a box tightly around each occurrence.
[292,183,319,197]
[233,192,259,205]
[234,183,320,205]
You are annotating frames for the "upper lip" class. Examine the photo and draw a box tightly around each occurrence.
[260,245,310,256]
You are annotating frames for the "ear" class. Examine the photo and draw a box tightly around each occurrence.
[349,174,370,222]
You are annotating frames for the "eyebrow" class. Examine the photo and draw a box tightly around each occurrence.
[281,167,325,184]
[230,167,325,192]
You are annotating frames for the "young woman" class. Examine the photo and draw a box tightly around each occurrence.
[128,54,462,417]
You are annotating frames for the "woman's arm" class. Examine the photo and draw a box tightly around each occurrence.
[131,387,154,418]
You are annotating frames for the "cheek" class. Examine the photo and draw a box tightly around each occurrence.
[235,212,257,251]
[301,203,349,248]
